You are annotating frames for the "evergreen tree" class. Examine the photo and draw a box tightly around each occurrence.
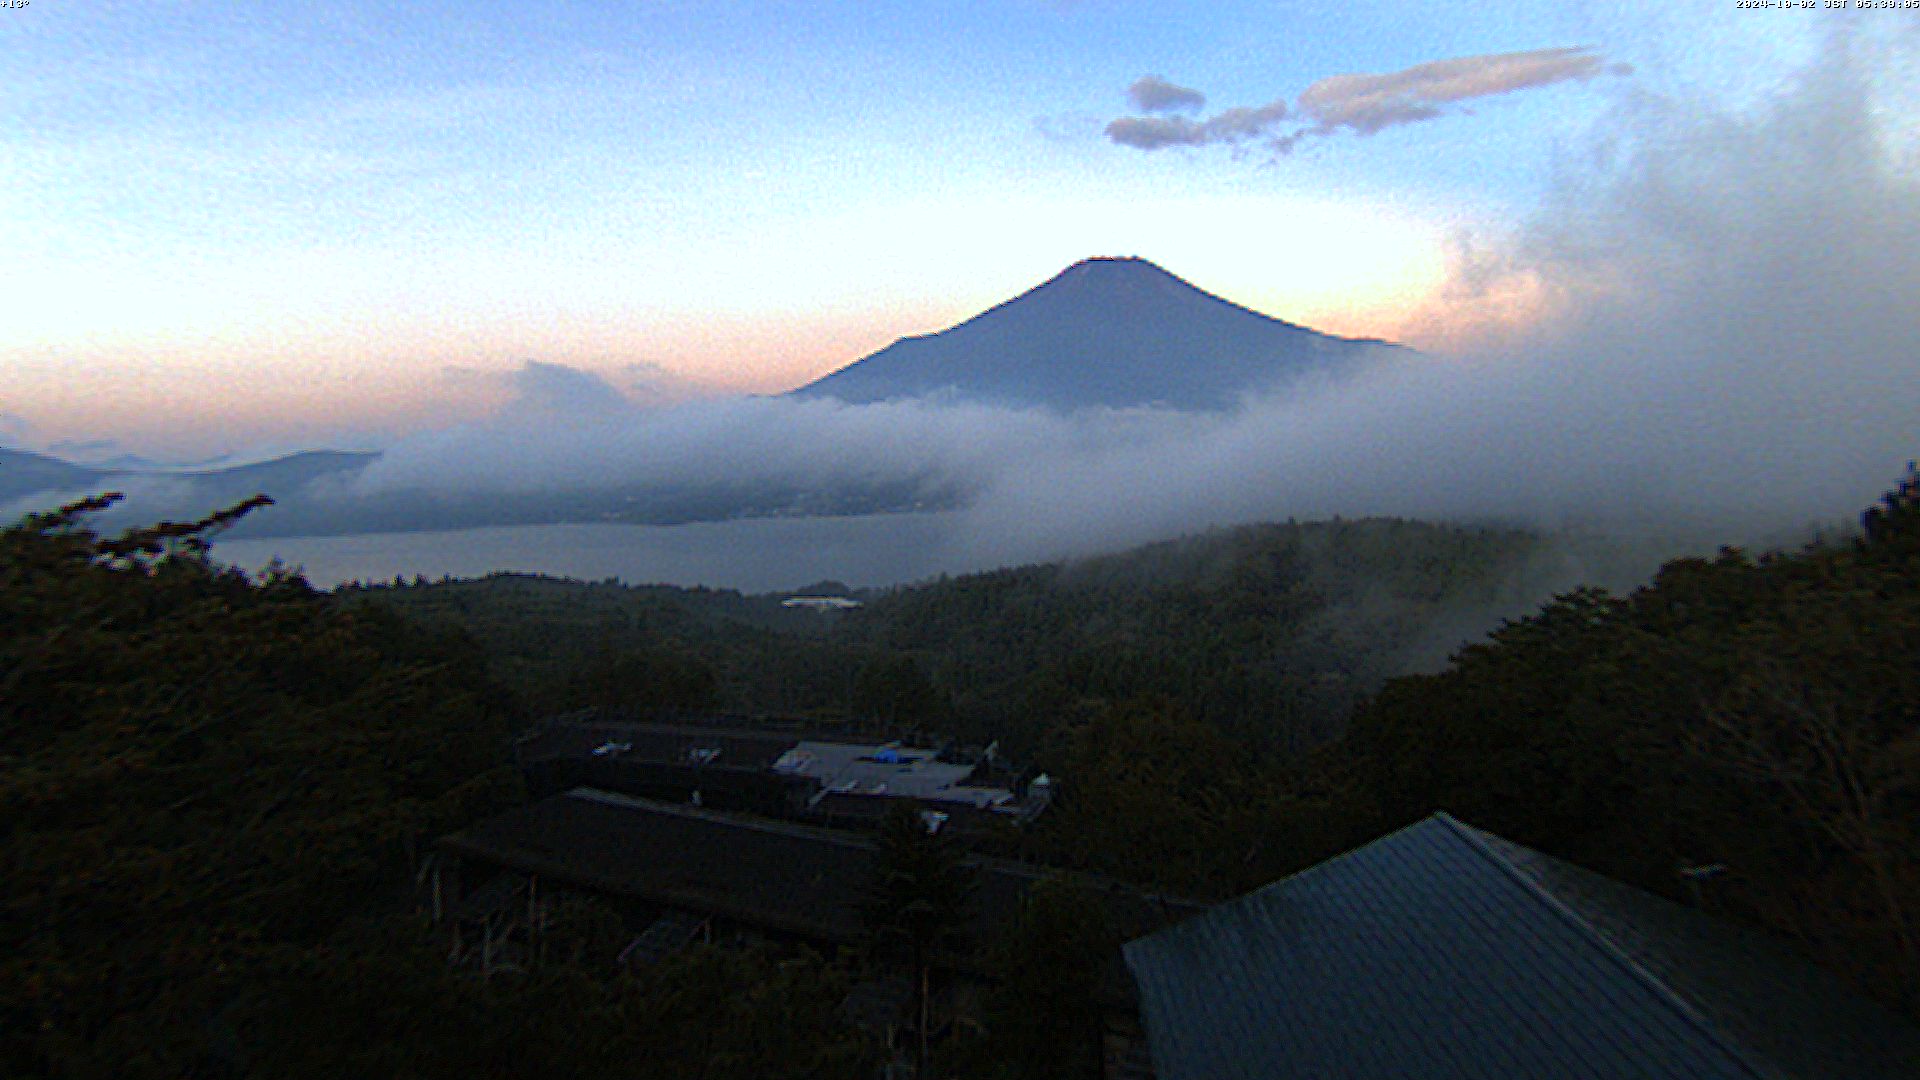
[981,877,1117,1080]
[861,800,977,1075]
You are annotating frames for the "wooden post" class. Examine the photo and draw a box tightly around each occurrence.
[482,914,493,978]
[918,963,930,1080]
[530,875,542,970]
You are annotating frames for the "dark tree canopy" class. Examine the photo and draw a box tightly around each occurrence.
[7,457,1917,1076]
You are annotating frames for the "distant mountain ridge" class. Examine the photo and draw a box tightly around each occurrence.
[0,447,108,502]
[0,448,380,508]
[790,256,1404,411]
[0,448,384,535]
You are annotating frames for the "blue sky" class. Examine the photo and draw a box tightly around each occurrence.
[0,1,1859,455]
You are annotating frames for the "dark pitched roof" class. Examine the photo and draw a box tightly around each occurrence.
[1123,813,1920,1080]
[441,789,1198,975]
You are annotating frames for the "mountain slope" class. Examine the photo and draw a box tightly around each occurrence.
[791,256,1404,411]
[1,448,379,521]
[171,450,381,505]
[1,448,109,505]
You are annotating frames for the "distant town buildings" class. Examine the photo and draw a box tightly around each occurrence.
[781,595,863,610]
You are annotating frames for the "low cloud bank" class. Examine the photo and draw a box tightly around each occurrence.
[47,35,1911,607]
[333,36,1917,581]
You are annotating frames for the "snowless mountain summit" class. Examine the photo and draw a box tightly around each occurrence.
[790,256,1404,411]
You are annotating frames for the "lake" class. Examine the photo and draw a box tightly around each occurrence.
[212,512,986,593]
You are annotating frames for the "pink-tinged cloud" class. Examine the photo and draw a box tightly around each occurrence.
[1106,46,1626,154]
[1297,47,1617,136]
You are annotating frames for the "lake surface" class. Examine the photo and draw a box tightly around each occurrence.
[213,512,983,593]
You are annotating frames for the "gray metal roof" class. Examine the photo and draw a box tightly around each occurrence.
[1472,827,1920,1080]
[1123,813,1920,1080]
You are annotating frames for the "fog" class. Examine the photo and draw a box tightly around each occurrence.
[217,514,977,595]
[275,31,1912,596]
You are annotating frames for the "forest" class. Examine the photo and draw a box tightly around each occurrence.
[3,467,1916,1077]
[345,516,1556,756]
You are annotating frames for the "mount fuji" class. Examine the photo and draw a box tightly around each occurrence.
[791,256,1404,411]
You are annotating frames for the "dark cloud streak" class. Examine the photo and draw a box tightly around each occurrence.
[1105,99,1289,150]
[1125,74,1207,114]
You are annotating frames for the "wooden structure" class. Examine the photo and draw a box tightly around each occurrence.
[433,787,1197,1076]
[445,872,541,978]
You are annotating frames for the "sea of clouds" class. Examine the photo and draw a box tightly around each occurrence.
[25,31,1914,603]
[321,33,1918,578]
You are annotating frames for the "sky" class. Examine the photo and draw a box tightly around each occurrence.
[2,1,1883,460]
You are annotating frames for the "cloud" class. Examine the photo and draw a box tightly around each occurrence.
[1028,33,1915,558]
[1126,75,1206,114]
[200,35,1917,605]
[1105,100,1289,150]
[0,412,30,446]
[1296,46,1615,136]
[344,391,1087,501]
[620,361,727,408]
[1106,46,1625,155]
[441,360,637,422]
[503,360,633,417]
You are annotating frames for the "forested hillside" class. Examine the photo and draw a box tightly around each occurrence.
[1029,465,1920,1017]
[5,467,1916,1077]
[353,477,1920,1018]
[1340,465,1920,1016]
[0,498,873,1079]
[1,496,507,1075]
[352,517,1553,756]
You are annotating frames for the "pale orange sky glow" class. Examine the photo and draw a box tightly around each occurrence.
[9,3,1872,466]
[1379,261,1567,358]
[4,248,1546,460]
[5,201,1480,458]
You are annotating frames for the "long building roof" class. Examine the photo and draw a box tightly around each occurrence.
[1123,812,1920,1080]
[516,718,801,771]
[441,788,1198,974]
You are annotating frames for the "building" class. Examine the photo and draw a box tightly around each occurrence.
[437,787,1192,968]
[517,716,820,817]
[1122,812,1920,1080]
[513,712,1048,831]
[434,787,1198,1076]
[781,595,864,610]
